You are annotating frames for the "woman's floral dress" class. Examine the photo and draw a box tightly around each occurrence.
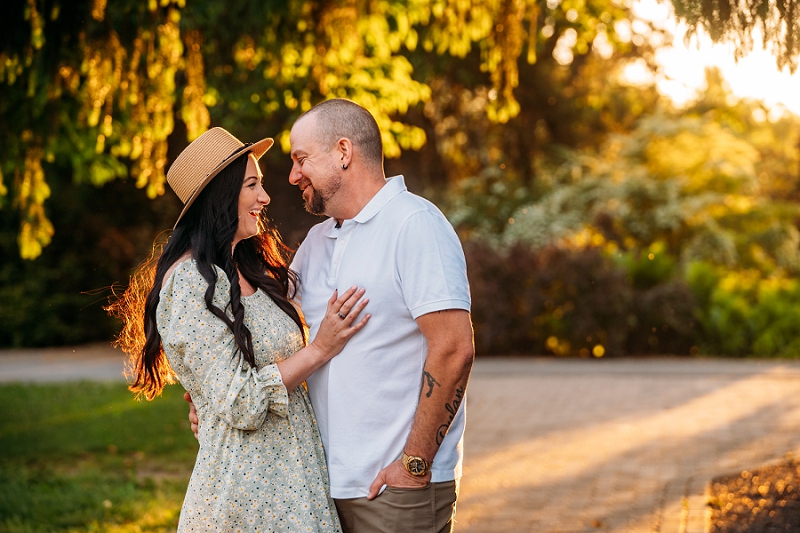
[157,260,341,533]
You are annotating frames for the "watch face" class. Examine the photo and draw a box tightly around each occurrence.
[408,458,426,475]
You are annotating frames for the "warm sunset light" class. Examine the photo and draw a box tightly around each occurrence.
[3,1,800,531]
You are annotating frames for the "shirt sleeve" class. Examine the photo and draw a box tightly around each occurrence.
[157,262,290,431]
[396,207,471,319]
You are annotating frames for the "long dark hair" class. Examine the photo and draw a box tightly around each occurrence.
[108,152,304,400]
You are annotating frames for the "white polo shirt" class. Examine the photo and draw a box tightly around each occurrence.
[290,175,471,499]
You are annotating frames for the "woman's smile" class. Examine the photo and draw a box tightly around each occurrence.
[234,154,270,245]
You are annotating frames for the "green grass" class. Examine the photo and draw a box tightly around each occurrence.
[0,381,198,532]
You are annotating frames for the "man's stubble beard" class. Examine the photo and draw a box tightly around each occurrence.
[303,173,342,217]
[306,188,325,216]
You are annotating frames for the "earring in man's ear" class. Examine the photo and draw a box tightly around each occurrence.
[342,163,348,170]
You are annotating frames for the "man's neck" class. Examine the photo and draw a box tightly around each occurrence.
[330,173,386,222]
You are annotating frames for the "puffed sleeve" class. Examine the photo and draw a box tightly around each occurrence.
[156,261,290,430]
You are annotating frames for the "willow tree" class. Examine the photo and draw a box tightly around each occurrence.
[1,0,641,259]
[0,0,198,259]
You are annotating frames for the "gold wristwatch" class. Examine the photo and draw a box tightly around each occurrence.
[401,452,431,477]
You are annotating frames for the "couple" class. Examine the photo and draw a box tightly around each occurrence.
[115,99,474,533]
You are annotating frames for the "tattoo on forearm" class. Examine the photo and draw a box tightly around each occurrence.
[436,385,465,445]
[422,371,441,398]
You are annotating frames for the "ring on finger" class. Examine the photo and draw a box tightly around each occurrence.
[337,312,347,320]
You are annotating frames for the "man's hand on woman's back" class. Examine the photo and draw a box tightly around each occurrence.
[184,391,199,439]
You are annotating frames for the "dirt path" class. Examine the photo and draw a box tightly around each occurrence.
[461,357,800,533]
[0,343,125,382]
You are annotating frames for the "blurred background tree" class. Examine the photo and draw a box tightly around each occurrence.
[453,71,800,356]
[1,0,799,356]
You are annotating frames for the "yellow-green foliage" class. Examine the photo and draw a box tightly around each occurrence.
[1,0,635,258]
[687,263,800,357]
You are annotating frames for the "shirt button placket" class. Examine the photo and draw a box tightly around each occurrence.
[328,223,351,283]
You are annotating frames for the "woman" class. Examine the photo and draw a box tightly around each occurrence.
[109,127,368,532]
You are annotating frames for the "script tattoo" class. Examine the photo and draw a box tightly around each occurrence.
[422,371,441,398]
[436,386,465,445]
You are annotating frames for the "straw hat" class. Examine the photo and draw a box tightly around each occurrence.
[166,127,274,228]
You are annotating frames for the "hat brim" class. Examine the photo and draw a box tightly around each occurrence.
[172,137,274,229]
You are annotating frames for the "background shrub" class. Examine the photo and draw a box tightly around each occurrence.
[687,262,800,357]
[466,241,697,356]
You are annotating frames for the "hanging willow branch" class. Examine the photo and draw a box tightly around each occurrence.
[671,0,800,72]
[0,0,204,259]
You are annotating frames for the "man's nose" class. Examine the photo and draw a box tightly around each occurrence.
[289,165,301,185]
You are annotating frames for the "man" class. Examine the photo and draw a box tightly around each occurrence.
[288,99,474,533]
[191,99,474,532]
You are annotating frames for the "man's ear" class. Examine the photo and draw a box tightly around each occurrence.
[337,137,353,169]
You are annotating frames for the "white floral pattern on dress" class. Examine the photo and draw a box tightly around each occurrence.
[157,260,341,533]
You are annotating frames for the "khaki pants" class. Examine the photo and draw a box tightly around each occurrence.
[335,480,459,533]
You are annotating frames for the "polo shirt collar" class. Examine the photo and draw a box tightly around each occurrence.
[323,175,406,238]
[353,175,406,224]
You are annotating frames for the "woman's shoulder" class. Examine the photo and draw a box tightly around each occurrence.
[160,255,232,304]
[161,252,195,289]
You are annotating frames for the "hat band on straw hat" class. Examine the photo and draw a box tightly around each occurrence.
[166,127,273,229]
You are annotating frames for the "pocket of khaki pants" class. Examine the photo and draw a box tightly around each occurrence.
[379,483,435,531]
[384,483,432,494]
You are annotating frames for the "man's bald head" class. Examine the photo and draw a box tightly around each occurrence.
[297,99,384,168]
